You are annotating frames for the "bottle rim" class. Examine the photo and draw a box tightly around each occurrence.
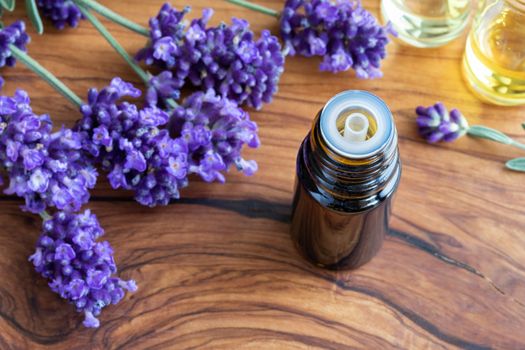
[320,90,395,159]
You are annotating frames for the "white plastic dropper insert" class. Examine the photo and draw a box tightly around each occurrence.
[343,112,369,142]
[320,90,394,159]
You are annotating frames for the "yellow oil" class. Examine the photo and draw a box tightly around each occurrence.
[463,7,525,105]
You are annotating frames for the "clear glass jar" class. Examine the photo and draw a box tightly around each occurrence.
[381,0,472,48]
[462,0,525,106]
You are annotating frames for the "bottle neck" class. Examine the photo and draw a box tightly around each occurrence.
[302,111,401,211]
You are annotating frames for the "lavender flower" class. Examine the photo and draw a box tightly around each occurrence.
[190,18,284,110]
[136,4,191,68]
[137,4,285,109]
[75,78,189,207]
[280,0,392,78]
[0,90,97,213]
[415,102,525,172]
[0,21,30,68]
[76,78,260,205]
[146,71,182,108]
[37,0,83,29]
[171,89,260,182]
[29,210,136,328]
[416,102,469,143]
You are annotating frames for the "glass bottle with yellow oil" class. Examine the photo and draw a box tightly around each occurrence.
[290,91,401,270]
[463,0,525,106]
[381,0,472,48]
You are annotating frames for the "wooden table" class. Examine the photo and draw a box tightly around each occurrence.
[1,1,524,349]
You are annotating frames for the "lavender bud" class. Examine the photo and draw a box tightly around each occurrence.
[37,0,83,30]
[416,102,469,143]
[0,21,30,69]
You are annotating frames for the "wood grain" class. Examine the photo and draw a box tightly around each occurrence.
[1,0,525,349]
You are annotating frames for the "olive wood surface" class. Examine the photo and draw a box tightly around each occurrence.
[0,1,524,349]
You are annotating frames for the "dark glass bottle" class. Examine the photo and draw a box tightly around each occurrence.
[290,91,401,270]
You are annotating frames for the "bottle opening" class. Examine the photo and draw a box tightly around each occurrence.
[337,108,378,141]
[320,90,394,159]
[343,113,369,142]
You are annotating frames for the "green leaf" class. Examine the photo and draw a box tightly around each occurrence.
[467,125,513,145]
[506,158,525,172]
[521,123,525,131]
[1,0,15,11]
[25,0,43,34]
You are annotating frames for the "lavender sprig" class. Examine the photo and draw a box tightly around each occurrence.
[1,15,261,207]
[36,1,284,109]
[280,0,393,78]
[67,7,261,205]
[0,71,134,331]
[29,210,137,328]
[416,103,469,143]
[416,102,525,172]
[75,78,260,206]
[75,78,190,207]
[137,4,285,109]
[226,0,393,79]
[0,22,137,329]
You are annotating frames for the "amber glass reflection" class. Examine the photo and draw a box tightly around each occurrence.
[290,112,401,270]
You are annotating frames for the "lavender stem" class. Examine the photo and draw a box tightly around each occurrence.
[225,0,280,18]
[72,0,149,37]
[39,211,51,221]
[9,45,83,107]
[78,5,150,85]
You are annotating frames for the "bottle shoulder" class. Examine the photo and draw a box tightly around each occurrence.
[296,141,402,213]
